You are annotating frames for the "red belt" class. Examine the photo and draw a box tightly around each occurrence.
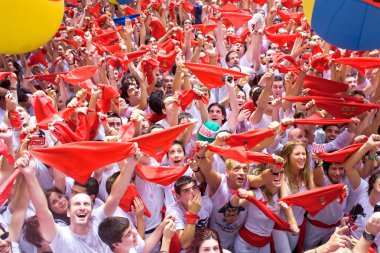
[297,217,306,253]
[238,226,272,248]
[307,217,341,229]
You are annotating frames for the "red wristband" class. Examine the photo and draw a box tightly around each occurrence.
[184,212,200,224]
[8,110,22,129]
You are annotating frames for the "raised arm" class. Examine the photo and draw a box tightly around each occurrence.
[343,134,380,190]
[17,153,57,243]
[103,146,140,217]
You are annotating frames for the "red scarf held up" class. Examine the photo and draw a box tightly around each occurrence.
[32,96,58,123]
[149,19,166,39]
[0,169,20,206]
[263,30,300,48]
[289,117,354,126]
[183,62,248,89]
[178,89,209,110]
[226,128,275,150]
[135,164,190,186]
[0,142,15,165]
[157,50,178,72]
[231,190,291,231]
[272,53,300,75]
[215,2,241,12]
[128,122,195,162]
[281,0,302,8]
[317,143,364,162]
[26,72,66,85]
[276,10,304,23]
[119,184,151,217]
[315,100,380,119]
[303,75,348,94]
[30,141,136,184]
[307,89,364,103]
[332,57,380,76]
[61,65,99,85]
[278,184,347,216]
[220,12,252,29]
[119,121,136,141]
[28,50,48,67]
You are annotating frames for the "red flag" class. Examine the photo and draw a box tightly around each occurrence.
[61,65,98,85]
[184,63,248,89]
[119,184,151,217]
[30,142,136,184]
[135,164,190,186]
[278,184,347,216]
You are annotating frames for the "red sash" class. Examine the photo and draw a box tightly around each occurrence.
[238,226,271,248]
[307,217,341,229]
[297,218,306,253]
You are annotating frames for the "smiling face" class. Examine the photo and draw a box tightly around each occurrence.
[327,163,345,184]
[208,105,224,126]
[16,106,30,127]
[289,144,307,172]
[68,193,93,227]
[236,90,246,110]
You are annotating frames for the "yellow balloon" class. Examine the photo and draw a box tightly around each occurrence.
[108,0,120,4]
[0,0,64,54]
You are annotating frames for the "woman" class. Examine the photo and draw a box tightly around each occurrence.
[44,188,70,226]
[232,163,287,252]
[273,141,314,253]
[189,228,231,253]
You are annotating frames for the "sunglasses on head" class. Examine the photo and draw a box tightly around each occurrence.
[270,169,284,176]
[0,231,9,240]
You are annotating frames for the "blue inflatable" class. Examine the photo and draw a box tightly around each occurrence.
[303,0,380,50]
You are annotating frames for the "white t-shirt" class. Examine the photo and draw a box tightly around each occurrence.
[165,196,213,230]
[245,188,280,237]
[49,206,111,253]
[209,175,248,249]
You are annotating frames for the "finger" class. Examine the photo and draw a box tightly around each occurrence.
[335,226,349,235]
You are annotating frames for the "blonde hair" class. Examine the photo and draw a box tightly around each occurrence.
[280,141,312,193]
[252,164,277,204]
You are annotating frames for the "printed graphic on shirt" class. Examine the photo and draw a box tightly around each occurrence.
[348,203,366,231]
[217,202,245,225]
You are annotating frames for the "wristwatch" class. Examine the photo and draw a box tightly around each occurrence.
[363,230,375,241]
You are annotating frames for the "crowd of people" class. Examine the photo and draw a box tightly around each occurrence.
[1,0,380,252]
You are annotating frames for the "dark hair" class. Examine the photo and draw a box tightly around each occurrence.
[106,171,121,195]
[120,73,140,102]
[225,51,237,65]
[73,177,99,199]
[349,89,365,98]
[168,140,186,158]
[250,87,264,107]
[189,228,223,253]
[178,112,193,123]
[148,124,164,133]
[274,76,283,82]
[174,176,197,195]
[368,170,380,195]
[148,90,165,115]
[207,103,227,124]
[23,215,44,248]
[98,217,131,251]
[44,188,70,225]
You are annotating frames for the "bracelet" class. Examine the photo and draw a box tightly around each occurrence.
[184,212,200,224]
[367,153,378,161]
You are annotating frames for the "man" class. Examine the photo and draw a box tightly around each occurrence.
[98,216,176,253]
[17,147,141,253]
[195,132,283,251]
[165,176,213,249]
[323,125,340,143]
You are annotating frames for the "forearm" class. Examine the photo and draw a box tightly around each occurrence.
[179,225,196,249]
[352,236,373,252]
[137,216,146,239]
[142,227,164,253]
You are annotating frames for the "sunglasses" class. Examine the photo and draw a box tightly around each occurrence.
[0,231,9,240]
[270,169,285,176]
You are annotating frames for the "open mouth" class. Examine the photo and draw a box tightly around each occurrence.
[77,213,86,218]
[173,159,181,165]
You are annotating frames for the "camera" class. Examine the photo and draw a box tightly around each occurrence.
[29,133,46,146]
[222,75,233,83]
